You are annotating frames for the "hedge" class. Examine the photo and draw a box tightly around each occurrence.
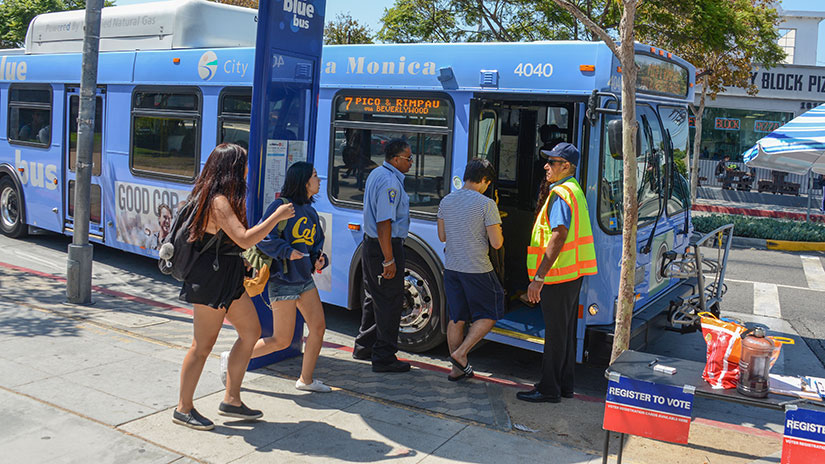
[693,214,825,242]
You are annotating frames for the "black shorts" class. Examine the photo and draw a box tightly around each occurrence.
[444,269,505,323]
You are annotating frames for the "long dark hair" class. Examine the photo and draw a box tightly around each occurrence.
[189,143,248,241]
[280,161,315,205]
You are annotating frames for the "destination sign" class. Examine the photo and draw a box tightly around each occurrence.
[636,54,689,98]
[338,95,450,118]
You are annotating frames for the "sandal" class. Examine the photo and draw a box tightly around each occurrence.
[447,372,468,382]
[449,356,474,378]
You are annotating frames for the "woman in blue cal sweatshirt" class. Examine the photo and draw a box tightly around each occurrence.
[221,162,331,392]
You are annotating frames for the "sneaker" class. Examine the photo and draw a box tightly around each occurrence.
[372,360,411,373]
[218,402,263,420]
[219,351,229,387]
[296,379,332,393]
[172,408,214,431]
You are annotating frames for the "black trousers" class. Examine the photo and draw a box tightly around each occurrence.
[536,277,583,397]
[353,237,406,364]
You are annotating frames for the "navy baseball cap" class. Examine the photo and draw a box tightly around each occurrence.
[540,142,580,165]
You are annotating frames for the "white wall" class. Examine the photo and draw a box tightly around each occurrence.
[779,12,825,66]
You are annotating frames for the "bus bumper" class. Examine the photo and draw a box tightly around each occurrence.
[583,277,698,365]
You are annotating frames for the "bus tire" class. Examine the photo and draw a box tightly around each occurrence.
[0,176,27,238]
[398,252,445,353]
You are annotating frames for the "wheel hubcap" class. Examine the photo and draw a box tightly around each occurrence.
[1,186,19,229]
[399,268,433,334]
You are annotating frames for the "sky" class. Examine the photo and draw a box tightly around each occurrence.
[116,0,825,65]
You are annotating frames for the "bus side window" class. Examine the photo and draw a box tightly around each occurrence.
[8,85,52,147]
[329,92,453,215]
[659,105,690,215]
[217,89,252,149]
[130,88,201,181]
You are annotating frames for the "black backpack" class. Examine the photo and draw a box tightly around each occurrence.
[158,196,222,281]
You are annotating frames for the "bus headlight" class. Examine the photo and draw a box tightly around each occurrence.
[588,304,599,316]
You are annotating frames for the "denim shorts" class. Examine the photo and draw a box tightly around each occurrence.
[268,279,316,302]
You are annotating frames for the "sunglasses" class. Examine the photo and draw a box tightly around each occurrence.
[397,155,414,163]
[546,159,567,166]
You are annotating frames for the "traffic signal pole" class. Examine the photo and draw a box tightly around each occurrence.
[67,0,103,304]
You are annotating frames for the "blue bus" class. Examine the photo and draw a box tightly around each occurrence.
[0,1,696,363]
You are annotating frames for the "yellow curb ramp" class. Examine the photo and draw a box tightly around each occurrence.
[766,240,825,251]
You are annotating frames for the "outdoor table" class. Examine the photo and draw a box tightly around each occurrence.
[601,349,819,464]
[722,170,753,191]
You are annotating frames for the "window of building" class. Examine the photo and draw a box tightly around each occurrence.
[130,89,201,181]
[778,28,796,64]
[8,85,52,147]
[690,107,794,162]
[329,93,452,215]
[218,89,252,149]
[68,95,103,176]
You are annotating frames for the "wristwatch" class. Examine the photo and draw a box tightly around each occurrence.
[533,274,544,282]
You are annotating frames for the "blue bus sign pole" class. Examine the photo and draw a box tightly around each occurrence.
[246,0,326,370]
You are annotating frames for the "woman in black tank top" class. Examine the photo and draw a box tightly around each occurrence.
[172,143,294,431]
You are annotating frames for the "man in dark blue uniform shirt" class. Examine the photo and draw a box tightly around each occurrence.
[353,139,413,372]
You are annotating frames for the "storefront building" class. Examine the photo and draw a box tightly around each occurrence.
[691,10,825,195]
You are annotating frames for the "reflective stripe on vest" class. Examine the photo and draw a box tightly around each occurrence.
[526,178,598,284]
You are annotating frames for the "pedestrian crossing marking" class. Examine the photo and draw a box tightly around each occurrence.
[753,282,781,319]
[801,255,825,291]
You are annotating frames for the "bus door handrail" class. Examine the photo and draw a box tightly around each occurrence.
[586,90,620,126]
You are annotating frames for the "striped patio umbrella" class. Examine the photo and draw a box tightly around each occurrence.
[743,103,825,175]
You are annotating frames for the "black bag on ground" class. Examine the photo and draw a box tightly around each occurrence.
[158,196,222,281]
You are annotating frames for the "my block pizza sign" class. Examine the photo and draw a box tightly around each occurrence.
[782,407,825,463]
[603,374,694,444]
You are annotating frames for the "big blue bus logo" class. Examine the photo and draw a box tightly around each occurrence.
[198,51,218,81]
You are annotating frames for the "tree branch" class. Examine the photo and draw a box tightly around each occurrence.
[552,0,619,56]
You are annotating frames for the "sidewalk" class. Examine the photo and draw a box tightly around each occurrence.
[695,186,825,223]
[0,264,602,464]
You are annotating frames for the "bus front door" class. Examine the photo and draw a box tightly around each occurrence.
[64,87,105,241]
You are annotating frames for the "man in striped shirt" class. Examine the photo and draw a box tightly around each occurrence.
[437,158,505,381]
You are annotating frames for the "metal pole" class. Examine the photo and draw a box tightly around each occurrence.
[806,175,812,222]
[67,0,104,304]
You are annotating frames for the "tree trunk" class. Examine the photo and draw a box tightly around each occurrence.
[689,78,707,202]
[610,0,639,364]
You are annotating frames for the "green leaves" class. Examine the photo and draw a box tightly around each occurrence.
[324,13,374,45]
[694,214,825,242]
[0,1,112,49]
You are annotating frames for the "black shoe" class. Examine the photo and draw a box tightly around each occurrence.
[217,402,263,420]
[516,388,560,403]
[372,360,411,373]
[172,408,214,431]
[561,391,575,399]
[352,350,372,361]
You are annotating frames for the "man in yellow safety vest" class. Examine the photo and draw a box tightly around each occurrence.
[517,142,598,403]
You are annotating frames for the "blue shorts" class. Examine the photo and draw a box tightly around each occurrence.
[268,279,316,302]
[444,269,505,323]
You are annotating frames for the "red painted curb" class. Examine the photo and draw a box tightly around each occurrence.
[1,260,784,440]
[693,204,825,223]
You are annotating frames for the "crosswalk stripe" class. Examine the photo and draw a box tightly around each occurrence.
[753,282,781,318]
[801,255,825,291]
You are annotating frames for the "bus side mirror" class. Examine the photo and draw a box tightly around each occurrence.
[607,119,641,160]
[607,119,623,159]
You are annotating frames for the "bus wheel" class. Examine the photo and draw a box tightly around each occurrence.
[398,253,445,353]
[0,177,26,238]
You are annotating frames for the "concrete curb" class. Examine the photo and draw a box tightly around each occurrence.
[693,203,825,223]
[730,236,825,251]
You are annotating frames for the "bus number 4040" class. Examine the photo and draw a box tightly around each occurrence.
[514,62,554,78]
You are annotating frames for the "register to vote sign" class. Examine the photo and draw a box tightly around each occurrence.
[603,376,694,444]
[782,408,825,463]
